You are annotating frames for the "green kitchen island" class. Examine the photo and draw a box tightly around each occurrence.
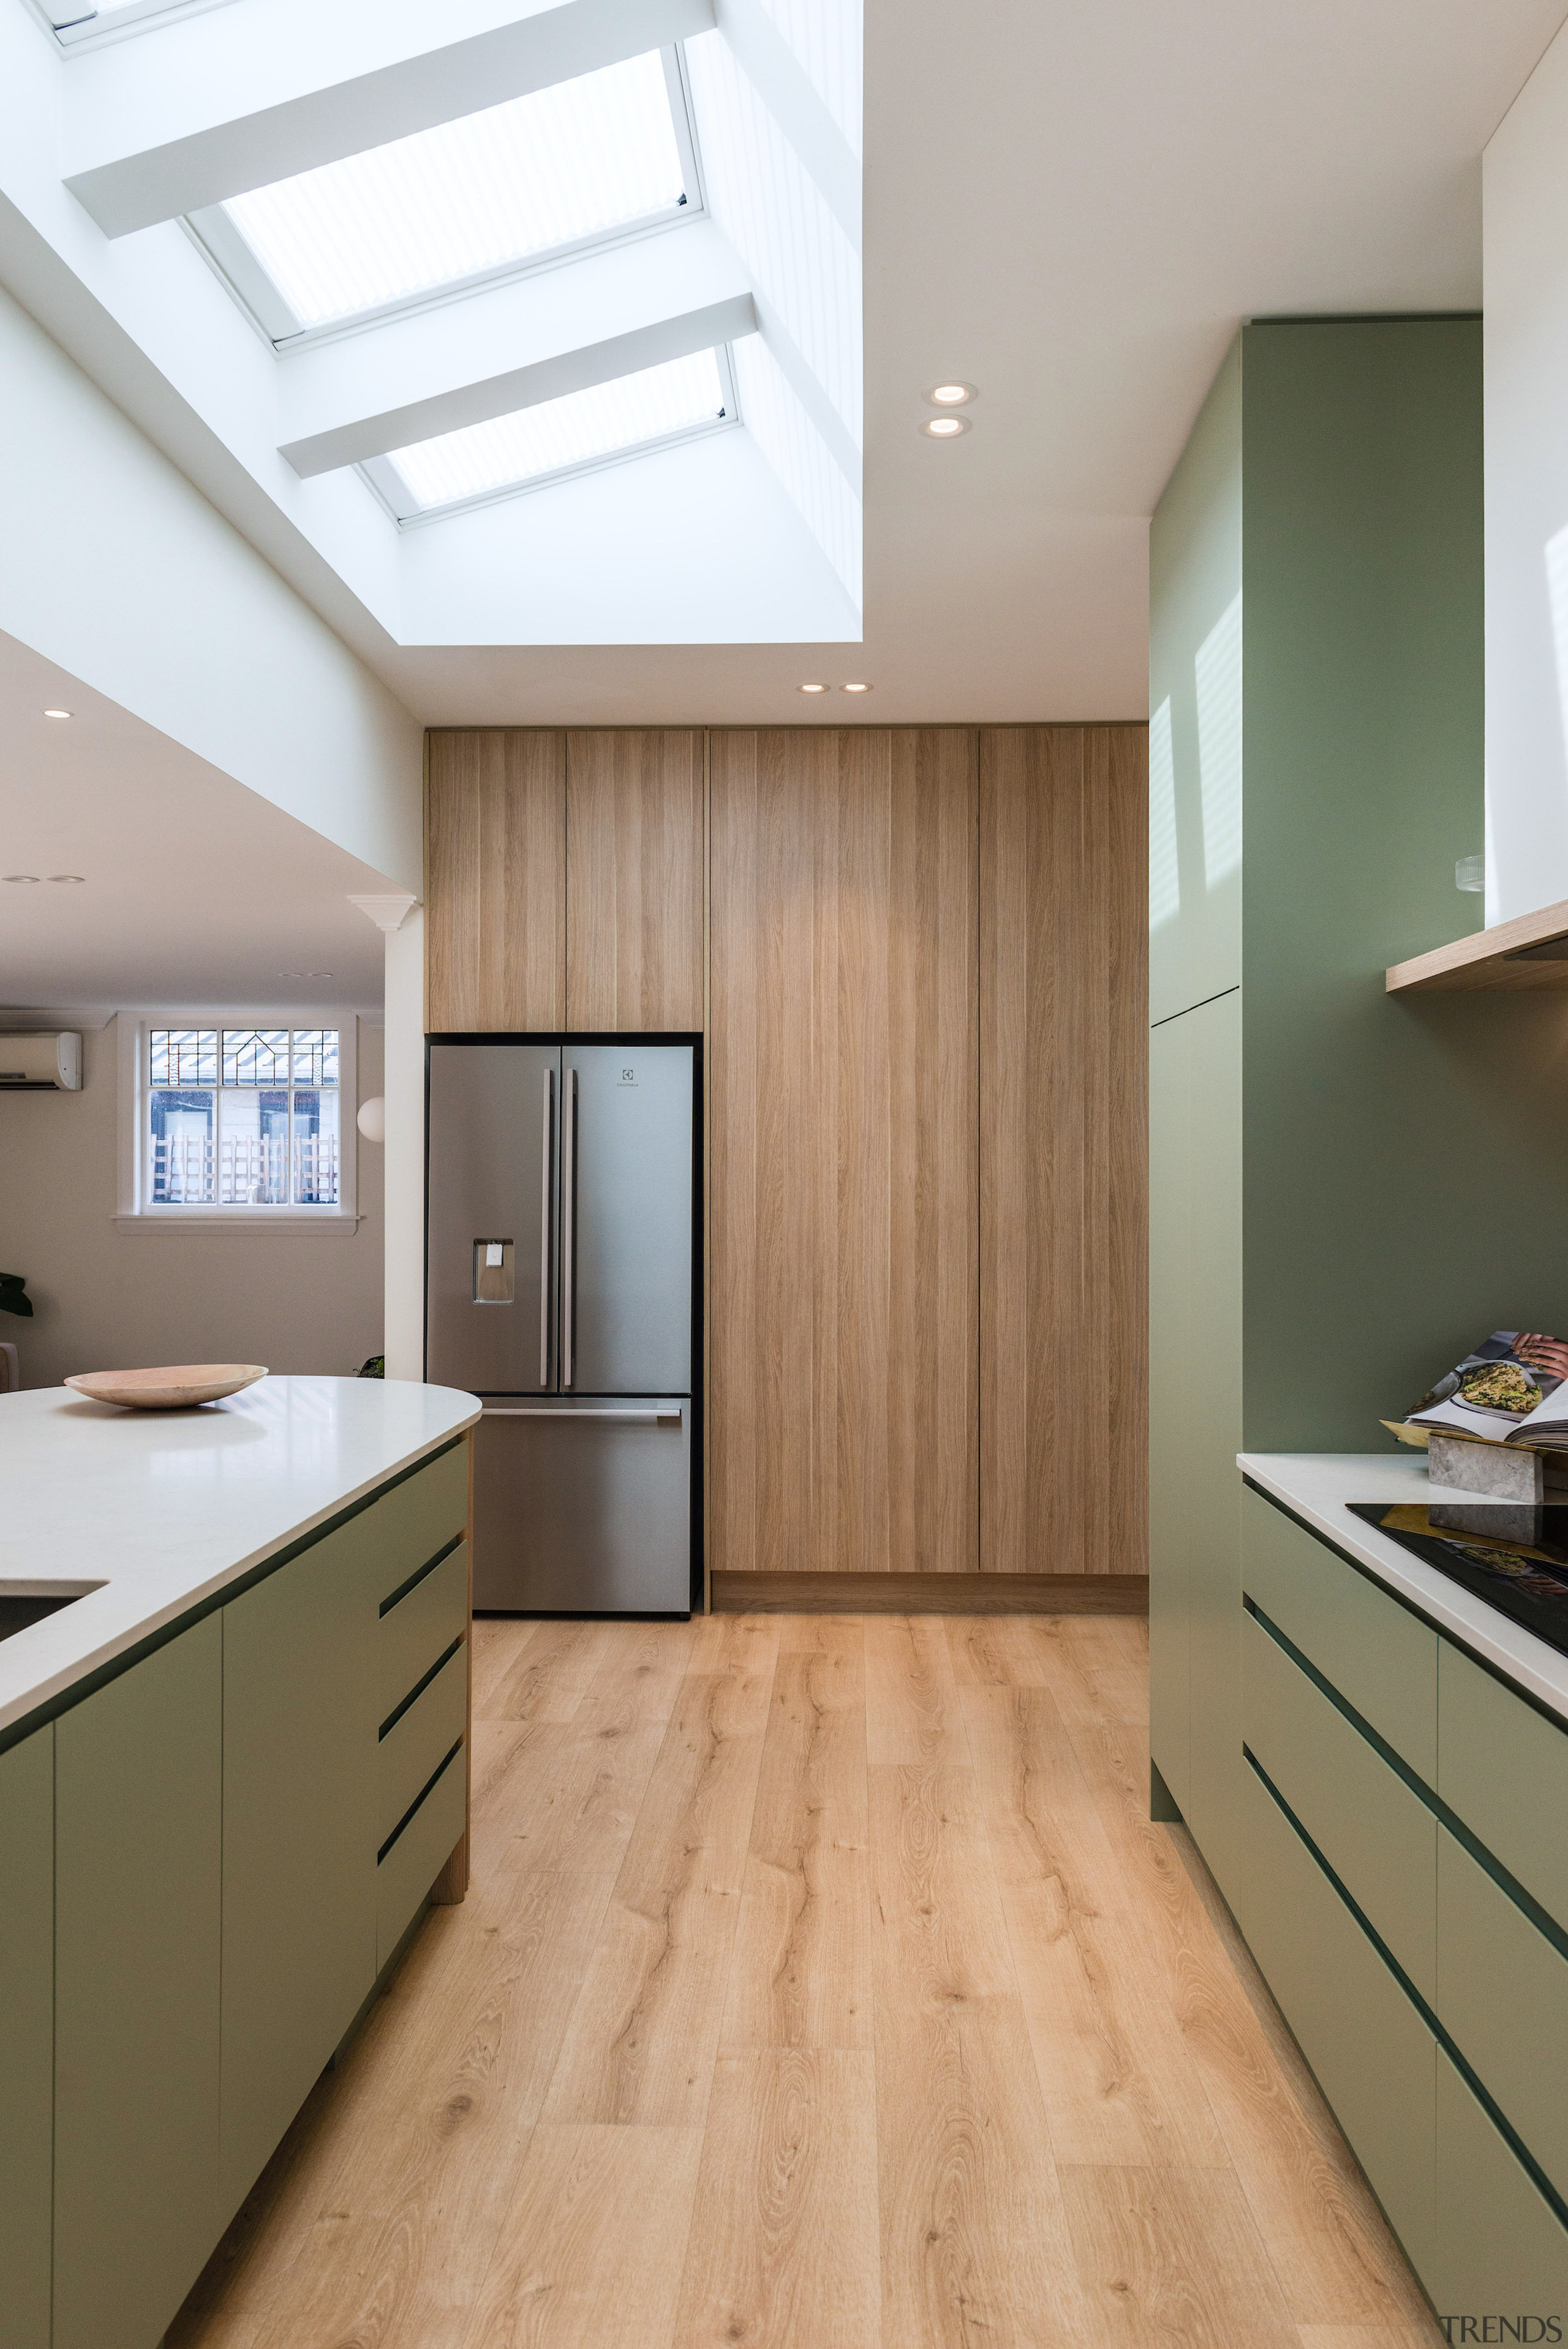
[0,1373,480,2349]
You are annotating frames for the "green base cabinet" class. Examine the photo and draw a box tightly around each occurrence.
[0,1727,54,2349]
[1430,2051,1568,2326]
[1242,1605,1436,1999]
[1234,1487,1568,2328]
[1436,1823,1568,2210]
[1234,1754,1438,2282]
[219,1518,384,2218]
[0,1436,470,2348]
[53,1618,223,2349]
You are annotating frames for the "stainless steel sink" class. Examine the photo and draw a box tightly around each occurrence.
[0,1581,105,1641]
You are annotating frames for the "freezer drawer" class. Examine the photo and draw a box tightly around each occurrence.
[473,1398,691,1615]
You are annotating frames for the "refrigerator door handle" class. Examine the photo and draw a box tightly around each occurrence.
[480,1407,683,1423]
[562,1066,578,1388]
[539,1066,553,1387]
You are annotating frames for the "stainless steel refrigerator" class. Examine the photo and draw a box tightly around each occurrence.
[425,1039,697,1615]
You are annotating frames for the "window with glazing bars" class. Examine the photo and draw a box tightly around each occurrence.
[148,1028,341,1206]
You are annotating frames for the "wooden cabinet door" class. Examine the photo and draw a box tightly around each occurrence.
[567,730,704,1030]
[979,725,1148,1576]
[54,1619,223,2349]
[709,726,979,1577]
[219,1516,382,2219]
[0,1726,53,2349]
[426,730,565,1030]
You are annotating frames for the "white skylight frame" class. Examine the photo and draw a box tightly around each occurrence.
[36,0,238,48]
[184,45,709,355]
[363,343,742,528]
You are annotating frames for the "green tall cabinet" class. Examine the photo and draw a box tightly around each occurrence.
[1148,315,1568,1907]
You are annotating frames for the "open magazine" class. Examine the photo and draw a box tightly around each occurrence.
[1408,1332,1568,1452]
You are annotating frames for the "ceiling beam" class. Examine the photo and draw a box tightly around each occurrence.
[64,0,717,238]
[279,268,758,478]
[276,217,753,475]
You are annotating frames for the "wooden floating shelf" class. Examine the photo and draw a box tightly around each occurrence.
[1385,895,1568,992]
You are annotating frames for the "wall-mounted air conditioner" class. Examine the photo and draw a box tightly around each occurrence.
[0,1033,83,1090]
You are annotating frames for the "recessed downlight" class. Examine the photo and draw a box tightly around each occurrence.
[797,682,829,693]
[47,875,85,884]
[3,875,40,884]
[42,708,72,719]
[927,382,976,406]
[841,682,872,693]
[922,415,970,439]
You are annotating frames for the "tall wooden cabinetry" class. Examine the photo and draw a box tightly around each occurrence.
[425,722,1147,1588]
[565,728,704,1030]
[1148,322,1568,1895]
[426,728,703,1033]
[980,725,1147,1578]
[426,730,567,1032]
[707,726,981,1581]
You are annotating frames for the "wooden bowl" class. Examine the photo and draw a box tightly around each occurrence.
[64,1364,268,1411]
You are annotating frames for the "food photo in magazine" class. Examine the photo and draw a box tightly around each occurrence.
[1406,1330,1568,1452]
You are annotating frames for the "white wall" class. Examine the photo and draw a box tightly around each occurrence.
[1483,21,1568,924]
[0,1021,385,1389]
[0,282,423,892]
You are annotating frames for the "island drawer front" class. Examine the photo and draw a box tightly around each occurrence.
[1235,1757,1436,2282]
[380,1542,468,1724]
[1438,1642,1568,1933]
[0,1727,53,2349]
[1438,1825,1568,2204]
[362,1441,469,1609]
[377,1745,466,1971]
[378,1644,467,1851]
[1242,1487,1437,1779]
[1243,1605,1436,1999]
[1427,2049,1568,2321]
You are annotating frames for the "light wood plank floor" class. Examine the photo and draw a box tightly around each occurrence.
[169,1614,1441,2349]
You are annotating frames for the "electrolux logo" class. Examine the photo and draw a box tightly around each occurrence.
[1439,2320,1562,2342]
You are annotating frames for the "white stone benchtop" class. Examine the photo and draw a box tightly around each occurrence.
[1240,1450,1568,1726]
[0,1376,480,1739]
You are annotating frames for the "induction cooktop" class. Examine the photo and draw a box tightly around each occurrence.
[1348,1499,1568,1660]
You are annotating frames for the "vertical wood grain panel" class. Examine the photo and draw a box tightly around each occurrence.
[979,724,1148,1575]
[426,730,565,1031]
[709,727,979,1577]
[566,730,705,1031]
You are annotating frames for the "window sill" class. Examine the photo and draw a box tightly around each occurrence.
[113,1213,363,1238]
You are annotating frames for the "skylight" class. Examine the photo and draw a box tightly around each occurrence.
[383,349,731,515]
[222,50,688,331]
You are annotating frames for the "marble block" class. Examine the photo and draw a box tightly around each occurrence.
[1427,1429,1543,1504]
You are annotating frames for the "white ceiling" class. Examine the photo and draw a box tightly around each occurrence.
[7,0,1565,731]
[0,0,1562,1030]
[383,0,1568,724]
[0,631,393,1011]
